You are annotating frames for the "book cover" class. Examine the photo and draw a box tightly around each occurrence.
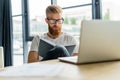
[38,39,76,58]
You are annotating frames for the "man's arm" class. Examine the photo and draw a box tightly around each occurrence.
[27,51,40,63]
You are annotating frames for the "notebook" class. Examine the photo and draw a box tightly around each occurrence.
[59,20,120,64]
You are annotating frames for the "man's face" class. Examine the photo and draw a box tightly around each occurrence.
[45,13,63,35]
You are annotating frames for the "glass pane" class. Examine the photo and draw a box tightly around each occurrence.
[57,0,91,8]
[28,0,51,36]
[13,16,23,66]
[11,0,22,15]
[62,6,92,42]
[102,0,120,20]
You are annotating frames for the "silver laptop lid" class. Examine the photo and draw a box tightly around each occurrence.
[78,20,120,63]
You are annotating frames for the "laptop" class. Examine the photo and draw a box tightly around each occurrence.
[59,20,120,64]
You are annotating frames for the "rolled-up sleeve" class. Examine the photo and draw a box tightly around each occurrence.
[30,35,40,52]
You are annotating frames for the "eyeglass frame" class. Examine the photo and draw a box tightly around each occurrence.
[47,17,64,24]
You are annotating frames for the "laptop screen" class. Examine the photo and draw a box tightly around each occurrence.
[78,20,120,63]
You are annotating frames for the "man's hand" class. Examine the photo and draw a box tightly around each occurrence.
[27,51,40,63]
[71,53,78,56]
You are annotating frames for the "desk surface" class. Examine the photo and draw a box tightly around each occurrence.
[0,59,120,80]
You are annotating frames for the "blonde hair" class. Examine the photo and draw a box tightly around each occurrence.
[46,5,62,16]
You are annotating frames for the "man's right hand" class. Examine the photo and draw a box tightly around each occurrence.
[71,53,78,56]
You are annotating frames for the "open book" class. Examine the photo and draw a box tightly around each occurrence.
[38,39,76,58]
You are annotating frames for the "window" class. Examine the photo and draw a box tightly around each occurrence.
[57,0,91,7]
[11,0,22,15]
[28,0,51,36]
[11,0,23,66]
[62,6,92,41]
[57,0,92,42]
[102,0,120,20]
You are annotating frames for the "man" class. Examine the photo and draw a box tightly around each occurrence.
[28,5,78,63]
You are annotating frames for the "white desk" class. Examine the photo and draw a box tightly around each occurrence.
[0,59,120,80]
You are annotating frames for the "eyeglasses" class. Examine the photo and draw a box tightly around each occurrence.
[47,18,64,24]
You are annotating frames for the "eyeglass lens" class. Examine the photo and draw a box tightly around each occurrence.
[47,18,64,24]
